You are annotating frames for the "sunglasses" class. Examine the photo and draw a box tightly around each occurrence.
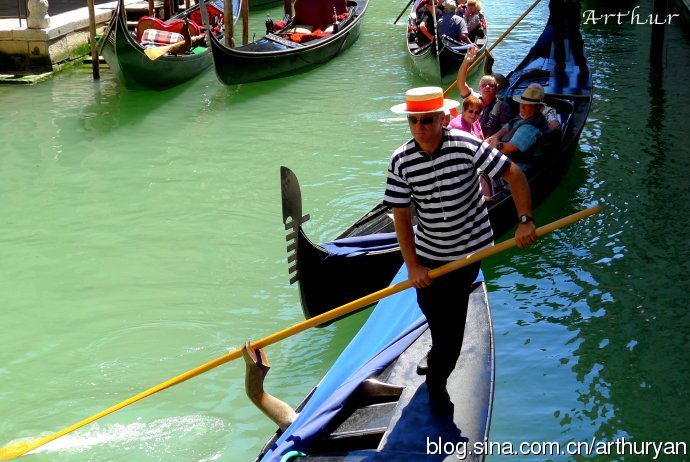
[407,115,436,125]
[464,108,482,115]
[480,82,497,88]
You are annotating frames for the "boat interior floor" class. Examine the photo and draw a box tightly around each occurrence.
[305,285,492,460]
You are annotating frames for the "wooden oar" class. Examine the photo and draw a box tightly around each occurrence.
[443,0,542,96]
[144,40,186,60]
[394,0,415,25]
[0,205,601,460]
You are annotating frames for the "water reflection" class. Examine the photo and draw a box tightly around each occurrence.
[488,5,690,451]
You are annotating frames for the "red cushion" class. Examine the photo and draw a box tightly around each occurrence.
[140,29,185,46]
[136,16,201,40]
[188,4,223,30]
[289,29,331,43]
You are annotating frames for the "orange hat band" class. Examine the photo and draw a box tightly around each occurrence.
[406,96,444,112]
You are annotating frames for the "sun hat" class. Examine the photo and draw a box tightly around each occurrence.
[390,86,461,114]
[512,85,545,105]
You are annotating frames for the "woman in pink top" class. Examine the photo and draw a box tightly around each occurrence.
[449,95,484,139]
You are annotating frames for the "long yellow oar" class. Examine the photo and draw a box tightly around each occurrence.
[444,0,543,96]
[0,205,601,460]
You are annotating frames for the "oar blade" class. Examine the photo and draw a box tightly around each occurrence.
[143,40,185,61]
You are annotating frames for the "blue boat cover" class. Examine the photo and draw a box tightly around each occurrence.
[321,232,400,257]
[261,264,426,461]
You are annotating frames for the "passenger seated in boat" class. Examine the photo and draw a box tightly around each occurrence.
[242,341,297,431]
[455,0,466,16]
[464,0,485,42]
[456,46,512,137]
[414,0,443,45]
[449,95,484,138]
[437,0,469,44]
[525,83,561,132]
[486,84,550,169]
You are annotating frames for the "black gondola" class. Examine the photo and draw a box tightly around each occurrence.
[406,0,488,83]
[199,0,368,85]
[98,0,235,90]
[282,22,592,321]
[255,262,494,461]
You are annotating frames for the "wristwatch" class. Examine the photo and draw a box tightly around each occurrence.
[519,215,535,224]
[496,142,504,150]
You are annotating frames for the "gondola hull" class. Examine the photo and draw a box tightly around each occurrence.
[98,0,234,90]
[407,34,487,83]
[405,0,488,84]
[283,22,592,321]
[256,268,494,461]
[202,0,368,85]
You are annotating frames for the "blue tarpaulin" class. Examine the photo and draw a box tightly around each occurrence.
[321,232,400,257]
[261,264,426,461]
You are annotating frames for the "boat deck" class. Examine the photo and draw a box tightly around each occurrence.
[297,282,493,461]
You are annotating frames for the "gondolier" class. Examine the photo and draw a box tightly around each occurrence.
[384,86,537,415]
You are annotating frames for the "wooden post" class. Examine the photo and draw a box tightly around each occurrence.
[242,0,248,44]
[86,0,100,79]
[224,0,235,47]
[148,0,154,16]
[650,0,666,66]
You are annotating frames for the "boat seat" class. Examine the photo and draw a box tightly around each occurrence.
[135,16,200,41]
[292,0,349,31]
[140,28,185,47]
[188,4,223,30]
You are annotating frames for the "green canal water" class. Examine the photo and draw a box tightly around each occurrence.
[1,1,689,460]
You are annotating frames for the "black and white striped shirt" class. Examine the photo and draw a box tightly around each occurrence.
[383,128,510,261]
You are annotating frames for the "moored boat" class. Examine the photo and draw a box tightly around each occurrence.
[406,0,488,83]
[98,0,237,89]
[255,266,494,461]
[282,19,592,321]
[199,0,368,85]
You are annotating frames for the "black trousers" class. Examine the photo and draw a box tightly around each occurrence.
[416,257,481,391]
[550,0,586,68]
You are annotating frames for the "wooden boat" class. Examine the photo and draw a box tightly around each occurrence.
[199,0,368,85]
[255,266,494,461]
[406,1,488,83]
[282,20,592,321]
[98,0,238,89]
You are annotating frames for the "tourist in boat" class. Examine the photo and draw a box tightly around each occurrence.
[242,341,297,431]
[385,86,536,415]
[463,0,484,41]
[455,46,512,137]
[415,0,443,45]
[455,0,466,16]
[449,94,484,138]
[437,0,470,43]
[486,85,550,168]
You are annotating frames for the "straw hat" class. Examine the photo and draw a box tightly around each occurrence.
[390,87,461,114]
[512,85,545,105]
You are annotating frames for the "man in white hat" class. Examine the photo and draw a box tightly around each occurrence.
[486,84,550,163]
[384,86,536,415]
